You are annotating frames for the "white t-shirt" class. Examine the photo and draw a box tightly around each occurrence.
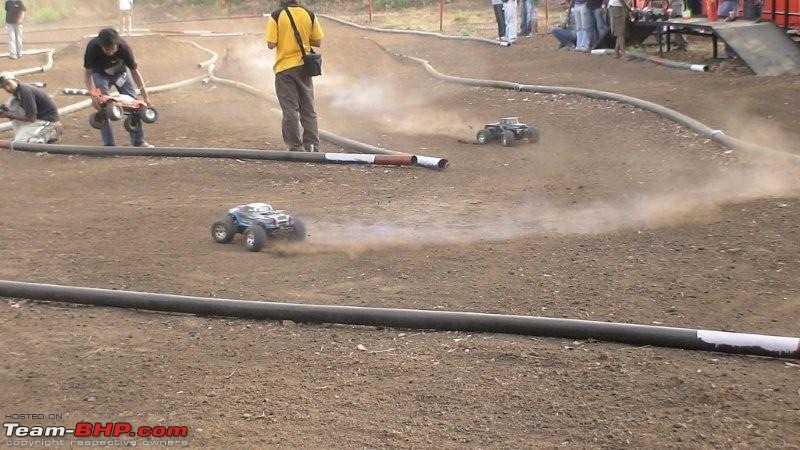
[119,0,133,11]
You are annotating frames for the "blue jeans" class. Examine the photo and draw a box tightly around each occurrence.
[573,4,594,50]
[92,71,144,146]
[520,0,537,35]
[593,7,609,44]
[551,26,577,47]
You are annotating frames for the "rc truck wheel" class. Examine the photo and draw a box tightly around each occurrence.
[289,218,307,242]
[124,116,142,133]
[89,111,107,130]
[476,130,490,144]
[210,217,236,244]
[243,225,267,252]
[140,107,158,124]
[500,130,515,147]
[105,103,124,121]
[526,127,540,143]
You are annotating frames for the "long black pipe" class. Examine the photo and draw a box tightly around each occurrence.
[0,280,797,359]
[0,140,416,167]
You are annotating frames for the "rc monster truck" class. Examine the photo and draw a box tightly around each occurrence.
[476,117,539,147]
[89,88,158,133]
[211,202,307,252]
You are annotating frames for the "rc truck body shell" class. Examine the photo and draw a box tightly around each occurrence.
[476,117,539,147]
[89,88,158,132]
[211,202,306,252]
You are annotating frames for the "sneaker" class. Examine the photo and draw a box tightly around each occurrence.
[288,146,306,152]
[305,144,320,152]
[134,141,155,148]
[9,55,19,60]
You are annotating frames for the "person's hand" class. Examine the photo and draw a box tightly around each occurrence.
[91,96,102,110]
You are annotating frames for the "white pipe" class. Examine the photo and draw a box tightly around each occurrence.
[9,49,55,77]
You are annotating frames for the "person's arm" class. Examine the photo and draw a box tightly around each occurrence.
[265,14,278,50]
[310,16,324,48]
[84,67,104,110]
[121,43,150,105]
[623,0,632,13]
[17,1,26,24]
[0,109,30,121]
[9,88,38,122]
[131,68,150,105]
[84,69,96,91]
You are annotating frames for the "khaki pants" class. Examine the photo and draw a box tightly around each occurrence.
[6,23,22,57]
[275,65,319,151]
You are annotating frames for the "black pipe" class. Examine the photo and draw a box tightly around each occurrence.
[0,280,797,359]
[0,140,416,167]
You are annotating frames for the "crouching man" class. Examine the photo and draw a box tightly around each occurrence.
[0,72,62,143]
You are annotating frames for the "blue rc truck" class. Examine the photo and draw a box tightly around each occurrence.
[211,203,306,252]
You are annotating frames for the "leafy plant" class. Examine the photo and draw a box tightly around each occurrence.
[179,0,217,5]
[31,7,65,24]
[453,10,469,22]
[460,25,476,36]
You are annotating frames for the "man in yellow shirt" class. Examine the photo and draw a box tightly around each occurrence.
[265,0,324,152]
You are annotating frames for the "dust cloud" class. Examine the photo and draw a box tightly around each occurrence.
[324,75,481,141]
[219,39,482,141]
[216,36,800,258]
[272,155,800,257]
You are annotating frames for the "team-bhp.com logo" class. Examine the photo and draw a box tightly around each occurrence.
[5,422,188,438]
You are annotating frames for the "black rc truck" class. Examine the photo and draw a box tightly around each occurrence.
[476,117,539,147]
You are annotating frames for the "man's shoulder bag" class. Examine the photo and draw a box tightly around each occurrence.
[284,7,322,77]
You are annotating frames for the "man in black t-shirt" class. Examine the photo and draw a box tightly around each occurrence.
[5,0,26,59]
[0,72,62,143]
[83,27,153,147]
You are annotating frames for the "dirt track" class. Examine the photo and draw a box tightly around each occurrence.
[1,15,799,449]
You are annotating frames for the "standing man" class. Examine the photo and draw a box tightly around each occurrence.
[83,27,153,147]
[520,0,539,37]
[0,72,62,143]
[572,0,593,51]
[491,0,506,41]
[604,0,630,58]
[265,0,324,152]
[503,0,518,43]
[5,0,25,59]
[589,0,608,46]
[119,0,133,35]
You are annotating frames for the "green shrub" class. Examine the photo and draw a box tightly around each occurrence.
[453,10,469,22]
[32,7,65,24]
[180,0,217,5]
[460,26,476,36]
[375,0,419,9]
